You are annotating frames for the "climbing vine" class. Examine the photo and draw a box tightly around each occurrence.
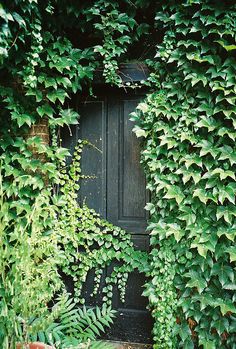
[55,139,148,305]
[0,1,152,347]
[0,1,236,348]
[133,2,236,348]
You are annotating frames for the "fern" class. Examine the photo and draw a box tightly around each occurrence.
[29,293,116,348]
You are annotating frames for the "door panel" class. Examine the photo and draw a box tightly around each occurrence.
[121,100,146,219]
[79,100,107,216]
[107,97,148,234]
[68,90,153,343]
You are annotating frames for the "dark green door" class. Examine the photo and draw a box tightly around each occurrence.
[65,88,152,343]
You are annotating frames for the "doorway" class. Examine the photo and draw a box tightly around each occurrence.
[64,87,153,343]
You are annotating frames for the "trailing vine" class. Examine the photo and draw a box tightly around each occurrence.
[55,139,149,305]
[1,1,236,348]
[88,0,136,86]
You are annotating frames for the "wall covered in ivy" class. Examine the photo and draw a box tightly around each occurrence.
[0,1,236,348]
[133,2,236,348]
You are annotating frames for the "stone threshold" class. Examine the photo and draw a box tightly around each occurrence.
[103,341,152,349]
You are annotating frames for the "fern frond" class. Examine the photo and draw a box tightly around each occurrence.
[29,294,116,348]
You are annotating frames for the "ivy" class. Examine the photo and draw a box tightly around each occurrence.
[0,179,63,347]
[55,140,149,305]
[89,0,137,85]
[1,1,236,348]
[133,1,236,348]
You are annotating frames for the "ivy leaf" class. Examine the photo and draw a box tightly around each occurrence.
[214,318,229,335]
[218,185,235,204]
[193,189,208,204]
[216,206,231,223]
[197,140,219,159]
[56,77,72,88]
[166,223,184,242]
[137,102,148,113]
[49,109,79,127]
[219,145,236,166]
[159,134,177,149]
[145,202,155,214]
[225,247,236,262]
[47,89,69,104]
[211,168,235,181]
[12,12,26,27]
[219,301,236,316]
[199,340,216,349]
[218,127,236,141]
[164,185,184,204]
[196,116,220,132]
[59,109,79,125]
[132,126,147,138]
[37,104,54,118]
[178,206,196,226]
[16,114,33,127]
[180,155,203,169]
[55,148,71,159]
[211,264,234,286]
[193,244,208,258]
[186,271,207,293]
[215,40,236,51]
[44,77,57,89]
[217,228,236,242]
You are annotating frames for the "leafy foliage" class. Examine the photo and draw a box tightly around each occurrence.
[1,0,236,348]
[89,0,137,85]
[0,175,62,348]
[0,0,152,347]
[56,139,149,305]
[30,293,116,348]
[132,1,236,348]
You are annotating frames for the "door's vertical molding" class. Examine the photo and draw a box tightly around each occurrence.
[77,100,105,216]
[102,96,108,219]
[118,96,124,222]
[107,96,119,224]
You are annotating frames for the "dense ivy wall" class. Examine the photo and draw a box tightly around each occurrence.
[0,1,152,346]
[0,0,236,348]
[133,2,236,348]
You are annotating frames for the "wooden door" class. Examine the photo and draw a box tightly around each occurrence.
[64,88,153,343]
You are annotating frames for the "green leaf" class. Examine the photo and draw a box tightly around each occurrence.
[215,40,236,51]
[133,126,147,138]
[44,77,57,89]
[217,228,236,242]
[37,104,54,118]
[164,185,184,204]
[47,89,69,104]
[193,189,208,204]
[57,77,72,88]
[196,244,208,258]
[225,247,236,262]
[16,114,33,127]
[186,271,207,293]
[212,168,235,181]
[59,109,79,125]
[214,318,229,335]
[219,301,236,316]
[199,340,216,349]
[166,223,184,242]
[219,146,236,166]
[12,12,26,26]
